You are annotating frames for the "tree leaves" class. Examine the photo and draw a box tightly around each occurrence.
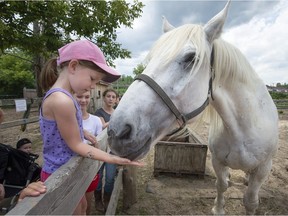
[0,0,144,64]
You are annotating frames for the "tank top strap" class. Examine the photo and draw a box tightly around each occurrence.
[40,88,80,115]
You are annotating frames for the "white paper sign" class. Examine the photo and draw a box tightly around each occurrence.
[15,99,27,112]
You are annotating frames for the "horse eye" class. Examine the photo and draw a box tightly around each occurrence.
[183,53,195,63]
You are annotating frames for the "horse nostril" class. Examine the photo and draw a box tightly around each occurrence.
[119,124,132,139]
[107,128,115,138]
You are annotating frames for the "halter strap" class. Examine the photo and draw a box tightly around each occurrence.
[135,74,188,126]
[134,74,210,133]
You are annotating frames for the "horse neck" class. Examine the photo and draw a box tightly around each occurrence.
[209,76,277,137]
[208,40,275,134]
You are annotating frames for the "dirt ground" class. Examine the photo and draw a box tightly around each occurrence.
[0,108,287,215]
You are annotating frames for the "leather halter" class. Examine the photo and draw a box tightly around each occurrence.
[134,47,215,135]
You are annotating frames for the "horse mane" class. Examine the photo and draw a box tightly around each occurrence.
[146,24,260,88]
[203,39,263,133]
[212,39,260,89]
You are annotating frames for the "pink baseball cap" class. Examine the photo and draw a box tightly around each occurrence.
[57,40,121,83]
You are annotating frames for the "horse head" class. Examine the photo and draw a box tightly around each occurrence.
[108,1,231,160]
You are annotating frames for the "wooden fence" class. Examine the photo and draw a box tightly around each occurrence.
[273,99,288,110]
[0,98,137,215]
[0,98,41,131]
[6,129,137,215]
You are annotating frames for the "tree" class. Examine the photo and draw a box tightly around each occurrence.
[0,1,144,63]
[0,49,35,97]
[133,63,146,76]
[0,0,144,95]
[112,75,134,95]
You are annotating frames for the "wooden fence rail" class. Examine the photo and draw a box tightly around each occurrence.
[274,99,288,109]
[0,98,42,131]
[0,98,42,108]
[6,129,137,215]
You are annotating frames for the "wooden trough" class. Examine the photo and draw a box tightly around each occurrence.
[154,129,208,177]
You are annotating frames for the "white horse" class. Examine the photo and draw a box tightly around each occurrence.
[108,1,278,214]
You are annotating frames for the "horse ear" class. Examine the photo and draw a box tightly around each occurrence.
[162,16,175,33]
[204,0,231,43]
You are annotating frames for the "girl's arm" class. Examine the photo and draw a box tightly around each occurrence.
[99,116,109,129]
[51,95,143,166]
[83,129,98,147]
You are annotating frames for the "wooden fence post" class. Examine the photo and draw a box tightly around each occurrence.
[122,166,137,210]
[105,168,123,215]
[21,99,32,131]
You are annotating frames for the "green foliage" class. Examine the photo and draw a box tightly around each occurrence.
[0,0,144,96]
[276,83,288,88]
[133,63,146,76]
[269,91,288,100]
[112,63,146,95]
[0,0,144,65]
[112,75,134,96]
[0,49,35,97]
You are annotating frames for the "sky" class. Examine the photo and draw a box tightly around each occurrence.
[114,0,288,86]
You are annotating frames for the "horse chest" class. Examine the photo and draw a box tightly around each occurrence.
[209,135,262,170]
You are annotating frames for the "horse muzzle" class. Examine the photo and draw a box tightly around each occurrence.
[107,127,151,161]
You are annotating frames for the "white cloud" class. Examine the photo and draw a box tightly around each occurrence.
[115,1,159,77]
[114,50,148,77]
[115,0,288,85]
[223,0,288,85]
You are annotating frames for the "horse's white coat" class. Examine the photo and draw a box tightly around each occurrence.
[108,1,278,214]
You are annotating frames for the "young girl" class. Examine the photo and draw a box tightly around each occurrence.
[39,39,143,215]
[75,90,102,215]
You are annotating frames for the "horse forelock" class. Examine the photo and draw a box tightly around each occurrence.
[146,24,210,74]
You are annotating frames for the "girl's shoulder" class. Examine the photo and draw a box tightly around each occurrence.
[43,88,77,107]
[88,114,101,122]
[44,91,74,108]
[95,107,104,113]
[41,90,76,120]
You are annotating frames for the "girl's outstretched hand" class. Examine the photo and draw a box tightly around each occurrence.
[111,155,145,167]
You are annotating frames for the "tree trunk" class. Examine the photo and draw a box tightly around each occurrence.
[33,21,43,97]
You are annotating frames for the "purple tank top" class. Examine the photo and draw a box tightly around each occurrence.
[39,88,84,174]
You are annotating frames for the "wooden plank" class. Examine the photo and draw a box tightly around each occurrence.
[187,128,208,145]
[122,166,137,210]
[0,98,42,108]
[154,142,207,174]
[273,99,288,109]
[105,168,123,215]
[7,129,109,215]
[0,117,39,129]
[154,129,208,176]
[273,99,288,103]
